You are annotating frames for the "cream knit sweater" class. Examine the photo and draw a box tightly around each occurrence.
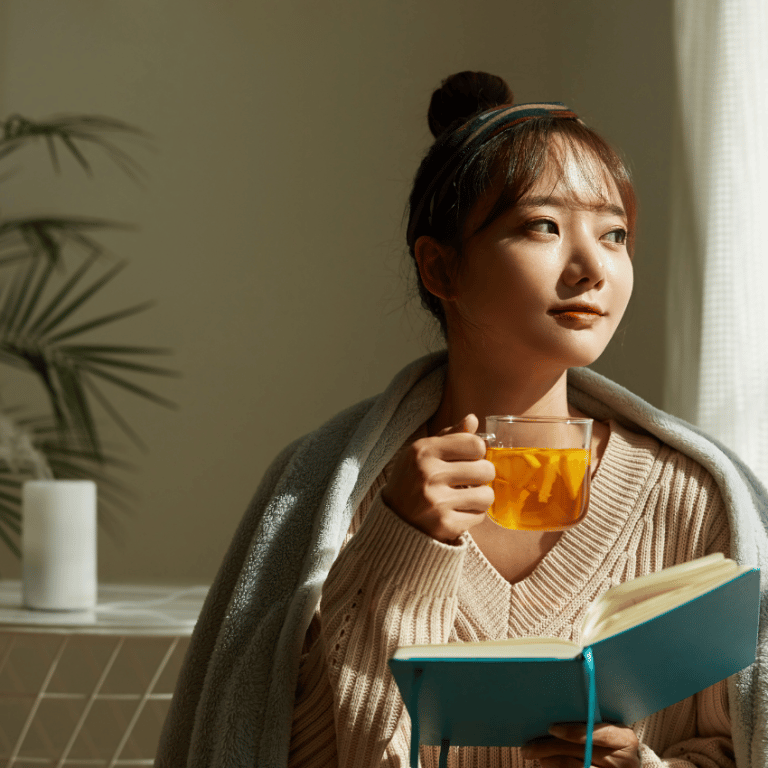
[289,421,734,768]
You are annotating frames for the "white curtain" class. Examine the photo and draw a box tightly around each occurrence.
[666,0,768,484]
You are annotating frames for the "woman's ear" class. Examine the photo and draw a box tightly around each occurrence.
[414,236,457,301]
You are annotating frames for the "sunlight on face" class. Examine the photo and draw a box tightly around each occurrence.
[447,140,634,377]
[543,139,624,217]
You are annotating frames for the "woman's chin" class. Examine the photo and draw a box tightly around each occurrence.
[450,325,613,373]
[565,346,611,370]
[551,331,616,370]
[531,345,611,374]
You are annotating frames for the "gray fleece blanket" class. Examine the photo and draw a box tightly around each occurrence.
[156,352,768,768]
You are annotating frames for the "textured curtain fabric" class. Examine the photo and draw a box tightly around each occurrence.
[666,0,768,484]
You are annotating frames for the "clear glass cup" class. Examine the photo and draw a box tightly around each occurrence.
[479,415,593,531]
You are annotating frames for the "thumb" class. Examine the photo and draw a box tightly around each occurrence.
[438,413,480,436]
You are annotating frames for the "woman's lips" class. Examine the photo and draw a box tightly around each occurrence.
[548,307,605,324]
[549,305,604,316]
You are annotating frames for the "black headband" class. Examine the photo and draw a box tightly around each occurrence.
[407,102,581,247]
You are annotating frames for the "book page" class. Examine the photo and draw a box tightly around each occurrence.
[581,555,750,644]
[391,636,581,661]
[581,554,726,640]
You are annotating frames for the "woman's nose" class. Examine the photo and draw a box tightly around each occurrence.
[562,233,606,289]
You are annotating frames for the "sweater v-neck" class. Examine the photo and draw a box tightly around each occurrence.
[461,421,663,641]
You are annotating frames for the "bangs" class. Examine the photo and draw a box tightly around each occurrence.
[462,120,637,254]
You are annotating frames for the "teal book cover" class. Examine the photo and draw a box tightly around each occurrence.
[388,566,760,750]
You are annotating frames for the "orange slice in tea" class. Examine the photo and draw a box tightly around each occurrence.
[494,451,538,488]
[536,452,559,503]
[559,450,590,499]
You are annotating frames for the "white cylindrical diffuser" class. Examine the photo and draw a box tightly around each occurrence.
[22,480,97,610]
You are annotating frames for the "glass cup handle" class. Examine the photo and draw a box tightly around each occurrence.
[476,432,495,447]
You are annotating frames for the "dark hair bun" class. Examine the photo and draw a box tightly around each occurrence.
[427,71,514,138]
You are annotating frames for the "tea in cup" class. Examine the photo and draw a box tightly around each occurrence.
[480,416,592,531]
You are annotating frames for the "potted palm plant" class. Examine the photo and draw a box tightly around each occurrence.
[0,114,176,563]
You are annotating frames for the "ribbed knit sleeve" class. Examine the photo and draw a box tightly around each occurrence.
[289,491,467,768]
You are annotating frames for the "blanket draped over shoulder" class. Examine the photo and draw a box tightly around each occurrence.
[156,352,768,768]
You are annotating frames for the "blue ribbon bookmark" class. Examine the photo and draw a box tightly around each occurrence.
[409,668,423,768]
[582,646,597,768]
[439,738,450,768]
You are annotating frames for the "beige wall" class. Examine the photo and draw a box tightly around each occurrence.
[0,0,674,585]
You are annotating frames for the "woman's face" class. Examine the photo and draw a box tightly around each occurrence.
[444,147,634,373]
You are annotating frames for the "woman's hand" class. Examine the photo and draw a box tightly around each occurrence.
[521,722,640,767]
[381,414,495,544]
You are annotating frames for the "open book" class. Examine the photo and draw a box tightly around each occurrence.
[389,554,759,763]
[393,553,752,661]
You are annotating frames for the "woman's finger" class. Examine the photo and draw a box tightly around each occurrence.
[549,723,640,751]
[448,484,495,512]
[433,459,495,486]
[427,432,487,461]
[523,738,629,764]
[437,413,480,436]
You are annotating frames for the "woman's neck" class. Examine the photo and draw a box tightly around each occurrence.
[428,351,574,435]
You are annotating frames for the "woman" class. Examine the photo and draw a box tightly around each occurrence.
[157,73,768,768]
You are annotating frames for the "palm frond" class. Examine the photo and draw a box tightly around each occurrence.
[46,300,155,343]
[36,260,131,339]
[1,114,149,183]
[56,363,102,456]
[0,217,131,269]
[0,249,34,267]
[59,132,91,174]
[2,348,71,433]
[62,352,179,377]
[0,489,22,507]
[40,443,134,472]
[0,520,21,558]
[82,376,148,452]
[78,364,177,409]
[26,251,101,335]
[13,257,57,336]
[0,253,176,459]
[60,344,173,356]
[45,134,59,173]
[0,260,27,332]
[32,257,125,336]
[3,255,38,333]
[0,344,175,463]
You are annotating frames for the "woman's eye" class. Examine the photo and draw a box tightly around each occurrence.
[603,228,628,244]
[527,219,558,235]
